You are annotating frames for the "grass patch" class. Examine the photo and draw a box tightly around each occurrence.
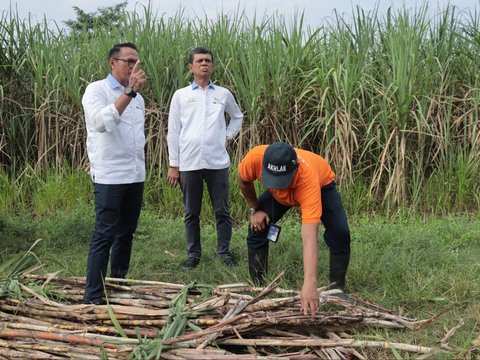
[1,208,479,357]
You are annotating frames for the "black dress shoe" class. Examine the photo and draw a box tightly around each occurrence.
[219,254,236,267]
[181,257,200,270]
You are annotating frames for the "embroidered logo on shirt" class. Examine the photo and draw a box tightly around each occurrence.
[187,97,197,103]
[212,97,224,105]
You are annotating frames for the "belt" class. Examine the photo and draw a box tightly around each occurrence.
[321,181,336,192]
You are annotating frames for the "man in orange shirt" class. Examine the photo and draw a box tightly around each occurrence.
[238,142,351,316]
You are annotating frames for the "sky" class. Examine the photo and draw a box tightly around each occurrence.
[1,0,479,30]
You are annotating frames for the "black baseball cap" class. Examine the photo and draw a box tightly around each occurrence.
[262,142,298,189]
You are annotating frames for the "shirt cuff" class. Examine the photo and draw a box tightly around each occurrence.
[226,130,237,139]
[103,104,121,132]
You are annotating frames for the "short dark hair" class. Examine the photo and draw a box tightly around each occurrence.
[108,42,138,60]
[188,47,214,64]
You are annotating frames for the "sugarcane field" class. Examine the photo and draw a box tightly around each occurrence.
[2,1,480,359]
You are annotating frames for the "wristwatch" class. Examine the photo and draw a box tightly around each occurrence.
[124,86,137,98]
[250,207,259,215]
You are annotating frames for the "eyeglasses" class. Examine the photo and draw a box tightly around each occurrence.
[113,58,138,67]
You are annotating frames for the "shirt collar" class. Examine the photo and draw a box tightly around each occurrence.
[107,74,123,89]
[191,80,215,90]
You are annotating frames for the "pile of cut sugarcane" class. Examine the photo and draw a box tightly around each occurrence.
[0,266,458,360]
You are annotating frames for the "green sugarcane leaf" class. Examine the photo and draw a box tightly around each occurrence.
[186,321,203,332]
[106,302,128,338]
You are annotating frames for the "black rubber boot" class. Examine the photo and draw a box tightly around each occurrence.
[248,245,269,286]
[329,253,350,291]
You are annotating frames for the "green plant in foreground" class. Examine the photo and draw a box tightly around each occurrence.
[0,238,43,299]
[129,282,212,359]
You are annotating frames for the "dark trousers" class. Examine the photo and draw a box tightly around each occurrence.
[83,182,144,303]
[179,168,232,259]
[247,182,350,255]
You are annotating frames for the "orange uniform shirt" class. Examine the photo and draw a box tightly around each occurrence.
[238,145,336,224]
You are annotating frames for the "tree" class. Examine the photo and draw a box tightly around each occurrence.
[64,1,128,35]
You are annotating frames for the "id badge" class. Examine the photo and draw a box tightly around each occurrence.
[267,224,281,243]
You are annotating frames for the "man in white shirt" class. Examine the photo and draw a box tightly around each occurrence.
[82,42,147,304]
[167,47,243,270]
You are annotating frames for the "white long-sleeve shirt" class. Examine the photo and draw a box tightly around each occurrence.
[167,81,243,171]
[82,74,146,184]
